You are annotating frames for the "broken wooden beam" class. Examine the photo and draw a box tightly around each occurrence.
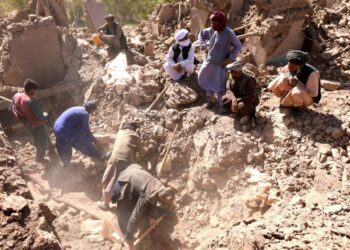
[157,124,179,178]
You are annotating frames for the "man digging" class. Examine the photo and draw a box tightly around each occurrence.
[110,164,174,250]
[99,121,146,210]
[11,79,55,162]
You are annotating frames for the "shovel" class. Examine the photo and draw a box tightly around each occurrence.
[138,82,171,115]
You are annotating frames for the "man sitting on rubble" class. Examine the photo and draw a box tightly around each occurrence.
[53,101,108,167]
[110,164,174,250]
[11,79,53,162]
[268,50,321,113]
[222,61,259,123]
[99,121,147,210]
[98,14,127,52]
[163,29,195,81]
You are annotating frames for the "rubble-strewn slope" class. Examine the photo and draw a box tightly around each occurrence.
[0,126,60,249]
[1,0,350,249]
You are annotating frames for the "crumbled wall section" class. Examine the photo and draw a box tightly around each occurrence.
[0,126,60,249]
[84,0,107,33]
[0,17,67,88]
[244,0,311,65]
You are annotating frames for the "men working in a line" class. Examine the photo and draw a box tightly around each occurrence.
[111,164,174,250]
[98,14,127,52]
[198,11,242,111]
[268,50,321,110]
[163,29,195,81]
[100,121,145,210]
[53,101,107,167]
[222,61,259,121]
[11,79,53,162]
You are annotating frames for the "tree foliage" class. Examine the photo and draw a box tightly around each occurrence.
[0,0,27,17]
[65,0,85,27]
[100,0,172,25]
[0,0,172,26]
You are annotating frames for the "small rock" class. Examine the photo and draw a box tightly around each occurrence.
[331,128,346,140]
[2,195,28,212]
[324,204,343,215]
[209,216,220,227]
[321,79,341,91]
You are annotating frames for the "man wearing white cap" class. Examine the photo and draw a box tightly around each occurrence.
[163,29,195,81]
[222,61,259,121]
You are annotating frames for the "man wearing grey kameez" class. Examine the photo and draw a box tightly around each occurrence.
[198,11,242,111]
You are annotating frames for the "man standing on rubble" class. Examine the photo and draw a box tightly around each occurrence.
[11,79,53,162]
[110,164,174,249]
[99,121,146,210]
[198,11,242,112]
[98,14,127,52]
[222,61,259,122]
[53,101,107,167]
[163,29,196,81]
[268,50,321,113]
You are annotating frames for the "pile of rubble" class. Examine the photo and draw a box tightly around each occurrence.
[308,0,350,82]
[0,126,60,249]
[1,0,350,249]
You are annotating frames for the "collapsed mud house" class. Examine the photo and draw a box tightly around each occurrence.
[0,0,350,249]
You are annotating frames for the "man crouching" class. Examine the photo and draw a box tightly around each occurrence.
[268,50,321,110]
[222,61,259,124]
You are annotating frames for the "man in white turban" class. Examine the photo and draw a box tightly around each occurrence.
[163,29,195,81]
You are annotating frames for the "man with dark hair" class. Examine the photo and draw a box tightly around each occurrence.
[198,11,242,109]
[268,50,321,108]
[111,164,174,249]
[98,14,127,51]
[53,101,106,167]
[11,79,52,162]
[99,121,146,210]
[222,61,259,121]
[163,29,195,81]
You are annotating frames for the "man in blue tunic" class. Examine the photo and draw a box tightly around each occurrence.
[53,101,105,167]
[198,11,243,111]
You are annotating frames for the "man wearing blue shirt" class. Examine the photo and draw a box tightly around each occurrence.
[53,101,104,167]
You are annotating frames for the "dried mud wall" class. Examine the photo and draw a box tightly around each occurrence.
[84,0,107,33]
[243,0,311,65]
[0,16,76,88]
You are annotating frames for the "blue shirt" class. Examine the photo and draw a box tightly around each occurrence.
[198,27,242,66]
[54,106,95,140]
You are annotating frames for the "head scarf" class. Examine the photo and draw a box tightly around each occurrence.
[226,61,243,72]
[210,11,227,31]
[175,29,190,47]
[286,50,308,65]
[83,100,97,113]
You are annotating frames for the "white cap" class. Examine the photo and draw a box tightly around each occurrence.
[226,61,243,72]
[175,29,189,42]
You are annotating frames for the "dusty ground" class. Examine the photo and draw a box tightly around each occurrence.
[1,0,350,249]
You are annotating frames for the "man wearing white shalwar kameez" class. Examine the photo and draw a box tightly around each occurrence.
[163,29,195,81]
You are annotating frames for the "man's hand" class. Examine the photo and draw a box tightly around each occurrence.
[200,46,208,53]
[231,99,239,113]
[224,59,233,66]
[289,77,299,88]
[173,63,183,73]
[126,240,135,250]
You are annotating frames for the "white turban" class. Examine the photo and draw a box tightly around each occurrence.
[175,29,189,42]
[226,61,243,72]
